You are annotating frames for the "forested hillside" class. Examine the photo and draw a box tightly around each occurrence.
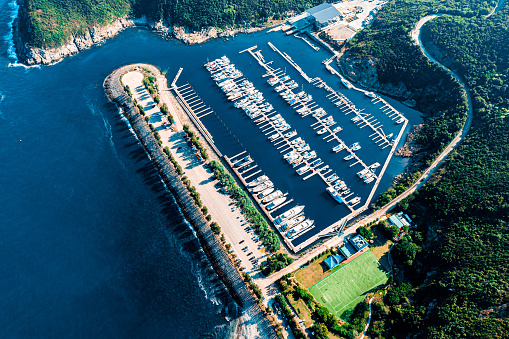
[21,0,132,47]
[21,0,323,48]
[346,0,509,337]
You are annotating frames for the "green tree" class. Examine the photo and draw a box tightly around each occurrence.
[358,226,374,240]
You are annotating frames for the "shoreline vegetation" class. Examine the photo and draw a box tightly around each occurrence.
[12,0,324,66]
[105,63,281,338]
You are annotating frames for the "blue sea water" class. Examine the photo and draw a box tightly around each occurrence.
[0,0,422,336]
[0,1,238,338]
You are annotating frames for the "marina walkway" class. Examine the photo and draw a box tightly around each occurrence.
[240,43,408,251]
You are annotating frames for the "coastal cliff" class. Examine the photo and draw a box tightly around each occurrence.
[338,50,443,107]
[12,1,271,66]
[12,1,145,65]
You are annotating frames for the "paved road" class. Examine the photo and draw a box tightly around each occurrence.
[360,297,374,339]
[256,11,474,293]
[487,0,506,17]
[124,71,267,277]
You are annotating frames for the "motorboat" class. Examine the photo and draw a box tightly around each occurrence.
[274,205,305,225]
[349,197,361,206]
[344,154,355,161]
[317,128,327,135]
[332,144,344,153]
[332,126,343,133]
[296,166,311,175]
[341,78,353,89]
[310,158,322,167]
[396,117,405,124]
[278,124,291,132]
[262,190,283,204]
[283,150,297,159]
[234,156,251,167]
[279,215,305,232]
[326,174,338,182]
[318,165,329,172]
[268,133,281,142]
[352,145,361,151]
[370,162,381,169]
[365,177,375,184]
[252,180,274,193]
[284,130,297,139]
[266,197,287,211]
[286,219,314,239]
[326,187,343,204]
[303,151,316,160]
[358,169,370,177]
[291,137,303,145]
[257,187,274,199]
[365,92,376,98]
[297,144,310,152]
[248,175,268,187]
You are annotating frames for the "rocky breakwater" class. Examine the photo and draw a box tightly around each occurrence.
[12,1,147,66]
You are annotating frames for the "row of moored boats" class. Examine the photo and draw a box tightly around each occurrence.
[246,174,314,239]
[207,56,314,241]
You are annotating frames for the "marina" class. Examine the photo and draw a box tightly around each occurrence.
[171,29,417,251]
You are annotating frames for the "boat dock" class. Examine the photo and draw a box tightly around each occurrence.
[267,42,312,83]
[294,34,320,51]
[242,46,362,213]
[224,153,304,253]
[172,81,223,157]
[199,48,411,251]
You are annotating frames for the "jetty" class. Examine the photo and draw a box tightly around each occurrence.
[105,64,278,339]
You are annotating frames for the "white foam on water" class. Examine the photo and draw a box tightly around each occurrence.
[109,91,232,320]
[0,91,5,120]
[4,0,18,62]
[4,0,48,69]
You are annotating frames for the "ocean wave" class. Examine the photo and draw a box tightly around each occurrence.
[0,91,4,120]
[4,0,18,63]
[109,92,232,316]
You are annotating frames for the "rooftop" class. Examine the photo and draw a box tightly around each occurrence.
[350,234,368,251]
[340,244,355,258]
[388,215,405,228]
[306,3,341,24]
[324,254,345,270]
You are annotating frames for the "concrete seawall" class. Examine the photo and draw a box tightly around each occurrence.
[104,64,278,339]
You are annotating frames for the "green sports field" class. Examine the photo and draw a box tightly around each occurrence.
[309,251,389,319]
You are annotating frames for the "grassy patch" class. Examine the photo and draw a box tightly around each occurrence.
[369,225,393,272]
[287,292,314,327]
[295,252,331,289]
[309,251,389,320]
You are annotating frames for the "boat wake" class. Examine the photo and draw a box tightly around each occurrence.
[85,98,127,172]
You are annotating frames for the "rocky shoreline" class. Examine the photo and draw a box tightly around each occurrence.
[12,2,274,66]
[105,64,278,339]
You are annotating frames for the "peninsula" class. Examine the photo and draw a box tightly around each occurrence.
[24,0,508,337]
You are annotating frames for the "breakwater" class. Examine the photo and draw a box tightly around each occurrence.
[104,63,278,339]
